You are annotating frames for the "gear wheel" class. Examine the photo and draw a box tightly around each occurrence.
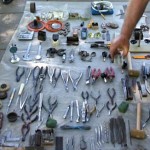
[2,0,13,4]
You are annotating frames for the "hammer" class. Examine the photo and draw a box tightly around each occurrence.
[130,102,146,139]
[127,52,140,77]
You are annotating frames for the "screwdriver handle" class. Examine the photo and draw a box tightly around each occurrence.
[18,83,25,96]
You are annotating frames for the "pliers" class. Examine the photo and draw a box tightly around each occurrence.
[104,67,115,81]
[106,88,117,115]
[91,68,101,84]
[16,66,25,82]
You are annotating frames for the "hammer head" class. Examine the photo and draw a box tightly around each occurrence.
[130,129,146,139]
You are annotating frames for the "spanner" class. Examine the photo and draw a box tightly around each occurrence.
[23,42,32,61]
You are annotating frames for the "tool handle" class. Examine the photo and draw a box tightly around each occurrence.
[0,112,3,129]
[8,88,16,107]
[18,83,25,96]
[136,102,141,130]
[127,52,132,70]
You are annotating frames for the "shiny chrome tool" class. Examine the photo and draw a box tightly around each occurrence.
[22,42,32,61]
[63,105,70,119]
[70,101,74,122]
[69,70,82,91]
[48,67,55,85]
[86,66,91,85]
[61,70,69,92]
[38,93,43,121]
[35,42,42,60]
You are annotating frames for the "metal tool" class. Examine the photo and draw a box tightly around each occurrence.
[63,105,70,119]
[90,91,101,105]
[86,66,91,85]
[106,88,117,115]
[20,93,28,110]
[23,42,32,61]
[142,108,150,128]
[52,68,61,88]
[69,70,82,91]
[24,68,32,85]
[60,124,91,130]
[95,126,101,148]
[6,88,16,114]
[38,93,43,121]
[76,100,80,123]
[96,104,105,117]
[15,83,25,109]
[35,42,42,60]
[48,67,55,85]
[69,49,75,63]
[16,67,25,82]
[32,66,41,88]
[39,66,48,88]
[70,101,74,122]
[21,113,38,141]
[61,70,69,92]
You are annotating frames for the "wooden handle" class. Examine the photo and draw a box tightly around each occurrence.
[127,52,132,70]
[136,102,141,130]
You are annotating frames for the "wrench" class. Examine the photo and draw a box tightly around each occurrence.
[35,42,42,60]
[76,100,80,123]
[70,101,74,122]
[23,42,32,61]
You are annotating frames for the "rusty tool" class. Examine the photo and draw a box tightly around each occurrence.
[130,102,146,139]
[127,52,140,77]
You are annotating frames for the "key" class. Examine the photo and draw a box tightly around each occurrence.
[80,136,87,150]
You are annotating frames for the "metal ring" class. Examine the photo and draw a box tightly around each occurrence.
[0,83,10,92]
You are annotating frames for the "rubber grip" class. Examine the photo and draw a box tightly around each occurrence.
[136,102,141,130]
[18,83,25,95]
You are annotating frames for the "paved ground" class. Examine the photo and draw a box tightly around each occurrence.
[1,0,150,61]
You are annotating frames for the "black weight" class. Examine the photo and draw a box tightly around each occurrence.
[0,92,7,100]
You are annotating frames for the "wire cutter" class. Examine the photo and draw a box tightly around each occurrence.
[16,66,25,82]
[104,67,115,81]
[39,66,48,88]
[91,68,101,84]
[32,66,41,88]
[106,88,117,115]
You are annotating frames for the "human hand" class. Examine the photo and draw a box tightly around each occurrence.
[110,34,130,60]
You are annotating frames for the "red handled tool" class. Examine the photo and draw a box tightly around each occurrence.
[91,68,101,84]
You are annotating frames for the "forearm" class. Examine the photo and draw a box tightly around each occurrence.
[121,0,149,39]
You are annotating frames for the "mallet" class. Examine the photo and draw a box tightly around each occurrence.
[127,52,140,77]
[130,102,146,139]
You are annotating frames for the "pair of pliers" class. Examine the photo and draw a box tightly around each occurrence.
[104,67,115,81]
[16,67,25,82]
[91,68,101,84]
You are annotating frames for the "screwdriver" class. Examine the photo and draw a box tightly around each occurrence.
[60,124,91,130]
[6,88,16,114]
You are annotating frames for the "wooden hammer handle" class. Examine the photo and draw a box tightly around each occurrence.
[136,102,141,130]
[127,52,132,70]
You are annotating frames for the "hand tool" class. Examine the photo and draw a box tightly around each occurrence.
[85,40,104,44]
[69,50,75,63]
[35,42,42,60]
[70,101,74,122]
[24,68,32,85]
[69,70,83,91]
[15,83,25,109]
[128,120,132,145]
[48,67,55,85]
[39,66,48,88]
[38,93,43,122]
[137,81,143,99]
[21,113,38,141]
[95,126,101,148]
[0,112,3,132]
[130,102,146,139]
[142,108,150,128]
[20,93,28,110]
[42,96,58,128]
[142,62,150,94]
[80,136,87,150]
[131,78,137,93]
[86,66,91,85]
[76,100,80,123]
[127,52,140,77]
[9,44,20,63]
[24,104,38,120]
[90,91,101,105]
[23,42,32,61]
[32,66,41,88]
[132,55,150,59]
[106,30,110,41]
[125,75,133,100]
[102,51,107,62]
[141,84,148,97]
[104,67,115,81]
[61,70,69,92]
[109,118,115,146]
[121,78,128,100]
[52,68,61,88]
[63,105,70,119]
[6,88,16,114]
[62,53,66,63]
[106,88,117,115]
[91,68,101,84]
[96,104,105,117]
[101,72,107,83]
[16,67,25,82]
[60,124,91,130]
[102,121,109,143]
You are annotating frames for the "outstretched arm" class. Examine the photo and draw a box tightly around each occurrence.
[110,0,149,59]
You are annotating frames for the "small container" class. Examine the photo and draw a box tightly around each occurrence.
[81,27,87,40]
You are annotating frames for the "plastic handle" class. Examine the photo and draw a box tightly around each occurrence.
[18,83,25,96]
